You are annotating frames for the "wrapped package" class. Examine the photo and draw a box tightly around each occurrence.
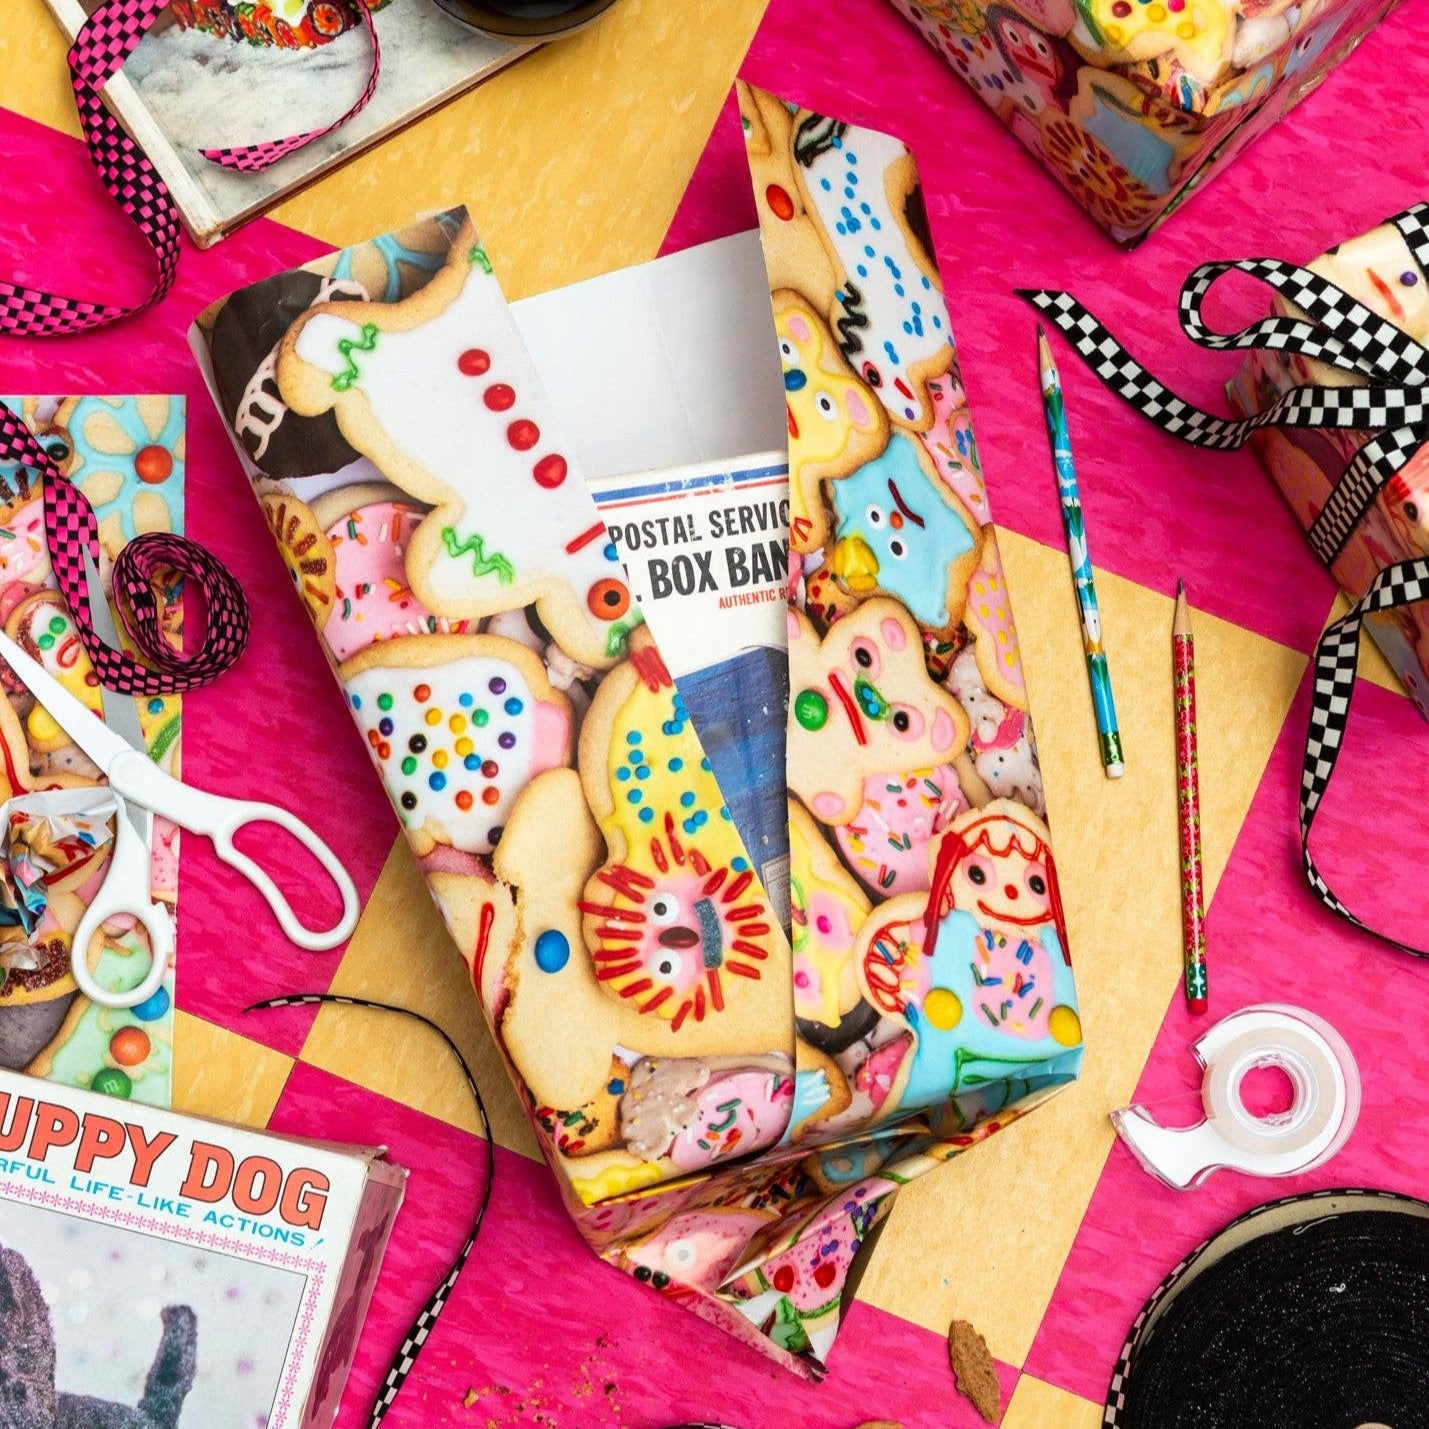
[0,396,183,1104]
[190,90,1082,1377]
[1229,205,1429,719]
[887,0,1403,244]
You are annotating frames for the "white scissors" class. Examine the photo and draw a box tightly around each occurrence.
[0,557,359,1009]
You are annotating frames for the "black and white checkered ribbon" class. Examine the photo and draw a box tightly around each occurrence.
[1021,206,1429,957]
[245,993,492,1427]
[1019,202,1429,570]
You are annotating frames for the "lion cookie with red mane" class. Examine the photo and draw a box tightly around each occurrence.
[575,631,792,1056]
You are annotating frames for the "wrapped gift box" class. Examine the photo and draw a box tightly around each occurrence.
[1230,208,1429,717]
[189,90,1082,1377]
[887,0,1403,244]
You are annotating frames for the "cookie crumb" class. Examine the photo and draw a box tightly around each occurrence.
[948,1318,1001,1424]
[855,1421,903,1428]
[463,1388,477,1409]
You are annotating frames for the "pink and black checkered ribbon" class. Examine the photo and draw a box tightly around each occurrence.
[1021,204,1429,957]
[1,402,247,693]
[0,0,380,338]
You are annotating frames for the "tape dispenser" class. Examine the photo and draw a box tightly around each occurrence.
[1112,1003,1360,1190]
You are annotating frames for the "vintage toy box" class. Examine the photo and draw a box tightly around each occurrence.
[188,88,1083,1378]
[887,0,1403,244]
[0,1065,404,1427]
[1230,206,1429,719]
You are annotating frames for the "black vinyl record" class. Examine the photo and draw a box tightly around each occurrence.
[1107,1189,1429,1429]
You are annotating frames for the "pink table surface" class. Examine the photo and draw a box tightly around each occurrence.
[3,0,1429,1423]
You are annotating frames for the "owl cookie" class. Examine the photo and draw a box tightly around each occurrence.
[339,633,573,858]
[277,217,640,669]
[827,431,983,632]
[787,599,970,825]
[775,290,889,555]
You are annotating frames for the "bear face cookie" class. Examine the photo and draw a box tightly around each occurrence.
[339,633,573,859]
[828,430,983,632]
[775,290,889,555]
[277,218,640,669]
[787,599,969,825]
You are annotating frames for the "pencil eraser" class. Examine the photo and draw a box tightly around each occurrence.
[1105,761,1126,779]
[1188,998,1209,1015]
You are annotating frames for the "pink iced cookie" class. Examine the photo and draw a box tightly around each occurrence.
[834,765,968,897]
[624,1206,771,1291]
[855,1032,914,1117]
[0,499,51,587]
[668,1068,794,1172]
[967,926,1056,1040]
[323,500,471,662]
[920,374,987,525]
[149,817,180,899]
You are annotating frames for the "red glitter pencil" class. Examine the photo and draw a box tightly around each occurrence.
[1174,579,1208,1013]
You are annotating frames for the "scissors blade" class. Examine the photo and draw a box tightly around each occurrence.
[81,549,146,756]
[0,630,129,772]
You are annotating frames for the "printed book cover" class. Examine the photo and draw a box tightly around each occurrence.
[43,0,531,246]
[0,1066,405,1428]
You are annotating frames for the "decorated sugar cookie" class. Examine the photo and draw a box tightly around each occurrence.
[260,489,338,624]
[619,1055,794,1172]
[739,85,839,315]
[833,764,970,898]
[1072,0,1234,86]
[789,800,870,1030]
[775,290,889,555]
[311,484,474,661]
[787,599,970,826]
[1306,218,1429,348]
[619,1205,776,1293]
[802,565,863,628]
[339,633,573,858]
[828,430,983,631]
[0,483,49,591]
[577,634,789,1046]
[55,397,186,558]
[790,111,955,430]
[947,648,1043,815]
[533,1057,627,1160]
[858,801,1080,1110]
[919,372,987,523]
[277,219,641,669]
[1383,450,1429,559]
[1032,109,1158,237]
[492,768,793,1201]
[963,534,1028,709]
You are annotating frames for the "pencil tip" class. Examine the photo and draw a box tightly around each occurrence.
[1176,577,1186,599]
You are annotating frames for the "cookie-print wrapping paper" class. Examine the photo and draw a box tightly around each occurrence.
[884,0,1403,246]
[190,94,1081,1379]
[0,396,183,1107]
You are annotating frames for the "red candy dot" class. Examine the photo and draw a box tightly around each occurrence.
[135,445,172,484]
[455,790,474,811]
[813,1263,837,1289]
[533,453,568,489]
[1112,1,1131,12]
[484,384,516,412]
[481,759,499,778]
[367,730,381,748]
[766,184,795,221]
[482,787,501,806]
[377,742,391,760]
[458,348,491,376]
[414,683,431,702]
[507,419,540,451]
[772,1267,795,1294]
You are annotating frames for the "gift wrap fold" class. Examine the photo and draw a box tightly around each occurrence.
[1230,205,1429,721]
[191,91,1083,1376]
[887,0,1402,245]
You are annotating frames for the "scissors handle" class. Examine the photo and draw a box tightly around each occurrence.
[72,808,172,1011]
[108,749,360,952]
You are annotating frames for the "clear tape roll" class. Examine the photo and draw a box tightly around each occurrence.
[1111,1003,1360,1190]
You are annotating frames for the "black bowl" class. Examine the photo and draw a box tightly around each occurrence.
[431,0,623,40]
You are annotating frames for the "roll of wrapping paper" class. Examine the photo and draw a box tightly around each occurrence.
[1105,1189,1429,1429]
[1173,582,1207,1012]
